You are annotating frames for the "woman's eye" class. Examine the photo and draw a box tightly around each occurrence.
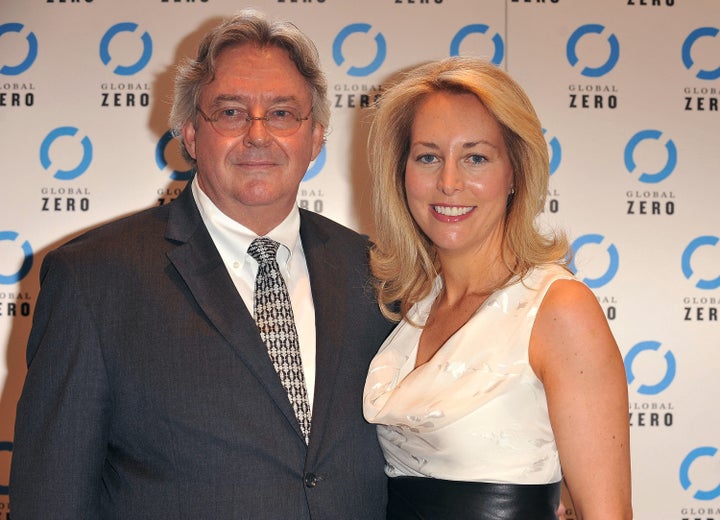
[417,154,437,164]
[468,154,487,165]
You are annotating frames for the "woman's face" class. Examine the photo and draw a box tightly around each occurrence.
[404,91,514,258]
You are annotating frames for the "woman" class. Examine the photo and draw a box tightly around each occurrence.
[363,57,632,519]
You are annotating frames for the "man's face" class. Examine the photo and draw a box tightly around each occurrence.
[183,43,324,234]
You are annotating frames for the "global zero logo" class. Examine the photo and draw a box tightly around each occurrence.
[624,130,677,184]
[624,341,676,395]
[332,24,386,77]
[99,22,153,76]
[682,27,720,80]
[156,131,192,182]
[40,127,93,181]
[450,24,504,65]
[0,232,33,285]
[0,23,38,75]
[568,234,619,288]
[682,236,720,290]
[680,447,720,500]
[567,24,620,77]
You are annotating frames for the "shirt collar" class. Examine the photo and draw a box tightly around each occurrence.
[191,176,301,270]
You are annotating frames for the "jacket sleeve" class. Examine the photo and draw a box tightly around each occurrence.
[10,248,110,519]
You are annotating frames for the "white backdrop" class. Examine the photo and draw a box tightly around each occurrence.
[1,1,719,519]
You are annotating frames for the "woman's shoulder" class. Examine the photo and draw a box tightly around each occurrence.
[526,262,575,282]
[536,263,596,314]
[532,265,607,340]
[509,263,577,303]
[529,265,616,381]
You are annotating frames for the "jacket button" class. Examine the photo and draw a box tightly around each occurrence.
[304,472,318,488]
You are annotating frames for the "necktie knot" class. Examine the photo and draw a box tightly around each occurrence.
[248,237,280,265]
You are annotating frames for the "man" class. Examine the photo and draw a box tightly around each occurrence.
[10,10,393,519]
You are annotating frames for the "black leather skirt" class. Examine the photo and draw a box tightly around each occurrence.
[387,476,561,520]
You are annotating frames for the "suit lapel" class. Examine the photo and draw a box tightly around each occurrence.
[164,186,305,441]
[300,212,349,451]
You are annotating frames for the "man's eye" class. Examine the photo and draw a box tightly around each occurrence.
[218,108,246,120]
[269,109,296,121]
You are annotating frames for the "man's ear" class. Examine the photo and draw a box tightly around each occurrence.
[182,121,198,160]
[310,123,325,161]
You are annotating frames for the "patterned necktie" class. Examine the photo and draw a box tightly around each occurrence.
[248,237,311,444]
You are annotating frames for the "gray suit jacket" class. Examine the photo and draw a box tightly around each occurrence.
[10,184,393,519]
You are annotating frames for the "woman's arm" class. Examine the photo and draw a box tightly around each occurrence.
[530,278,633,520]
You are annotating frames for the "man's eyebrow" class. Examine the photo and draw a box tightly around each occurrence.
[209,94,301,107]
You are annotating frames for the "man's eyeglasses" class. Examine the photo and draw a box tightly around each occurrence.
[196,106,312,137]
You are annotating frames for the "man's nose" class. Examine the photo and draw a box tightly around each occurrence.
[243,117,272,146]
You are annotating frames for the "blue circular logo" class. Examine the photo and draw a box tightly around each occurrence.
[332,23,386,77]
[568,234,619,288]
[624,129,677,184]
[624,341,676,395]
[680,447,720,500]
[99,22,153,76]
[567,24,620,77]
[682,27,720,80]
[543,128,562,176]
[0,23,38,75]
[0,232,33,285]
[449,24,504,65]
[682,236,720,290]
[155,130,193,182]
[302,145,326,182]
[39,127,93,181]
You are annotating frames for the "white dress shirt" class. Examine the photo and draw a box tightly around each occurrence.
[191,177,317,409]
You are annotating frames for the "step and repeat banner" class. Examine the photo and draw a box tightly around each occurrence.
[1,0,719,518]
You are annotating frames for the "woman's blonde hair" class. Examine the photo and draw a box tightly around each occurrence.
[368,57,568,321]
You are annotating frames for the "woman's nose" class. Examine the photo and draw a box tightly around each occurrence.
[437,164,464,195]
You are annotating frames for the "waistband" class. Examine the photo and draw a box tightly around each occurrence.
[387,476,561,520]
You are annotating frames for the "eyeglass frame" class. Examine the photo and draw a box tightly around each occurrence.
[195,104,313,137]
